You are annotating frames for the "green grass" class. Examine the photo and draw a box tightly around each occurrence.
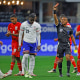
[0,56,80,80]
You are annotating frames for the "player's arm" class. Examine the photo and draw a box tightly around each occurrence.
[0,41,3,46]
[18,24,24,51]
[76,31,80,36]
[53,3,59,26]
[75,25,80,36]
[70,34,77,50]
[36,24,41,51]
[54,38,58,41]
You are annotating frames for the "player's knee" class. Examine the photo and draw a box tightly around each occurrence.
[59,58,63,62]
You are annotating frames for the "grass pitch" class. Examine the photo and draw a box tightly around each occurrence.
[0,56,80,80]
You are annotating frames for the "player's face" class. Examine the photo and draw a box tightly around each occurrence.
[61,17,68,25]
[10,17,17,24]
[29,17,34,24]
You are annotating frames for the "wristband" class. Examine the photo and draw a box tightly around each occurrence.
[53,10,56,14]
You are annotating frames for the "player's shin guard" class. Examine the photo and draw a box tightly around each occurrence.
[77,59,80,72]
[58,62,62,75]
[10,62,15,70]
[67,60,71,73]
[29,55,35,74]
[70,55,76,68]
[53,56,59,69]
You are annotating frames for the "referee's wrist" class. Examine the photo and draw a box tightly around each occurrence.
[53,10,56,14]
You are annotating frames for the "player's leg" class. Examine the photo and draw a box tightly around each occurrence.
[77,47,80,76]
[28,43,37,77]
[70,55,77,73]
[48,56,59,73]
[29,54,36,76]
[57,44,63,77]
[4,55,15,77]
[70,45,77,73]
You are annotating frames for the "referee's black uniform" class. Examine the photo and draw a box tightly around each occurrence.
[56,23,73,58]
[56,23,73,77]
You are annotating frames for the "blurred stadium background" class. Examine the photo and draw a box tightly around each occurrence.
[0,0,80,80]
[0,0,80,56]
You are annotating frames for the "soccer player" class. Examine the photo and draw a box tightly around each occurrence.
[48,15,77,73]
[53,3,77,77]
[18,13,41,78]
[75,25,80,75]
[5,14,22,77]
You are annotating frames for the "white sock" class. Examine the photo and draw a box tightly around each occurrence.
[29,55,35,74]
[22,54,29,74]
[25,54,29,72]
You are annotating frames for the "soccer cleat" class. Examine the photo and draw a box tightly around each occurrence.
[77,72,80,76]
[71,68,77,73]
[67,73,70,77]
[14,71,22,76]
[59,74,63,77]
[30,73,37,76]
[28,74,33,78]
[25,71,29,77]
[4,70,12,77]
[0,70,4,79]
[48,69,56,73]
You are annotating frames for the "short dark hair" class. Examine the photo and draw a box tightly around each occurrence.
[10,14,17,18]
[29,13,36,18]
[60,14,66,18]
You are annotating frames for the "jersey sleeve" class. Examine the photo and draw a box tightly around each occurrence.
[36,24,41,33]
[20,23,25,31]
[77,25,80,31]
[8,24,11,31]
[18,23,21,30]
[70,29,73,35]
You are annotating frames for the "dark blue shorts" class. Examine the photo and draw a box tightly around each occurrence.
[23,41,36,53]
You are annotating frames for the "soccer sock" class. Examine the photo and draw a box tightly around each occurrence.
[25,54,29,72]
[77,59,80,72]
[10,62,15,70]
[29,55,35,74]
[58,62,62,75]
[17,62,22,71]
[53,56,59,69]
[70,55,76,68]
[67,60,71,73]
[22,54,28,74]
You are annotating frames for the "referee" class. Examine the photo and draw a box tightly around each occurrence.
[53,3,77,77]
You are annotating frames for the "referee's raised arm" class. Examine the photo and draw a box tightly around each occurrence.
[53,3,59,26]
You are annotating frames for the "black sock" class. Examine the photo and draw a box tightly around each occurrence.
[58,62,62,75]
[67,60,71,73]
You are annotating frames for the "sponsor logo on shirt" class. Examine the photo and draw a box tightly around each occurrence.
[60,29,63,32]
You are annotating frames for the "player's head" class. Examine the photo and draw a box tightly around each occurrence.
[10,14,17,24]
[59,14,66,22]
[60,17,68,26]
[28,13,36,24]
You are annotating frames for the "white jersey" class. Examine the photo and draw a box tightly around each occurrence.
[20,21,41,43]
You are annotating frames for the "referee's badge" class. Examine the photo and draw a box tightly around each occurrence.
[60,29,63,32]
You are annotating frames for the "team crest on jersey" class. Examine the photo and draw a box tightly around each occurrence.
[15,26,18,30]
[60,29,63,32]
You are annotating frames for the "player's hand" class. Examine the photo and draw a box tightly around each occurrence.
[54,38,58,41]
[37,46,41,52]
[75,45,78,50]
[53,3,59,10]
[18,46,21,51]
[0,41,3,46]
[5,31,11,37]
